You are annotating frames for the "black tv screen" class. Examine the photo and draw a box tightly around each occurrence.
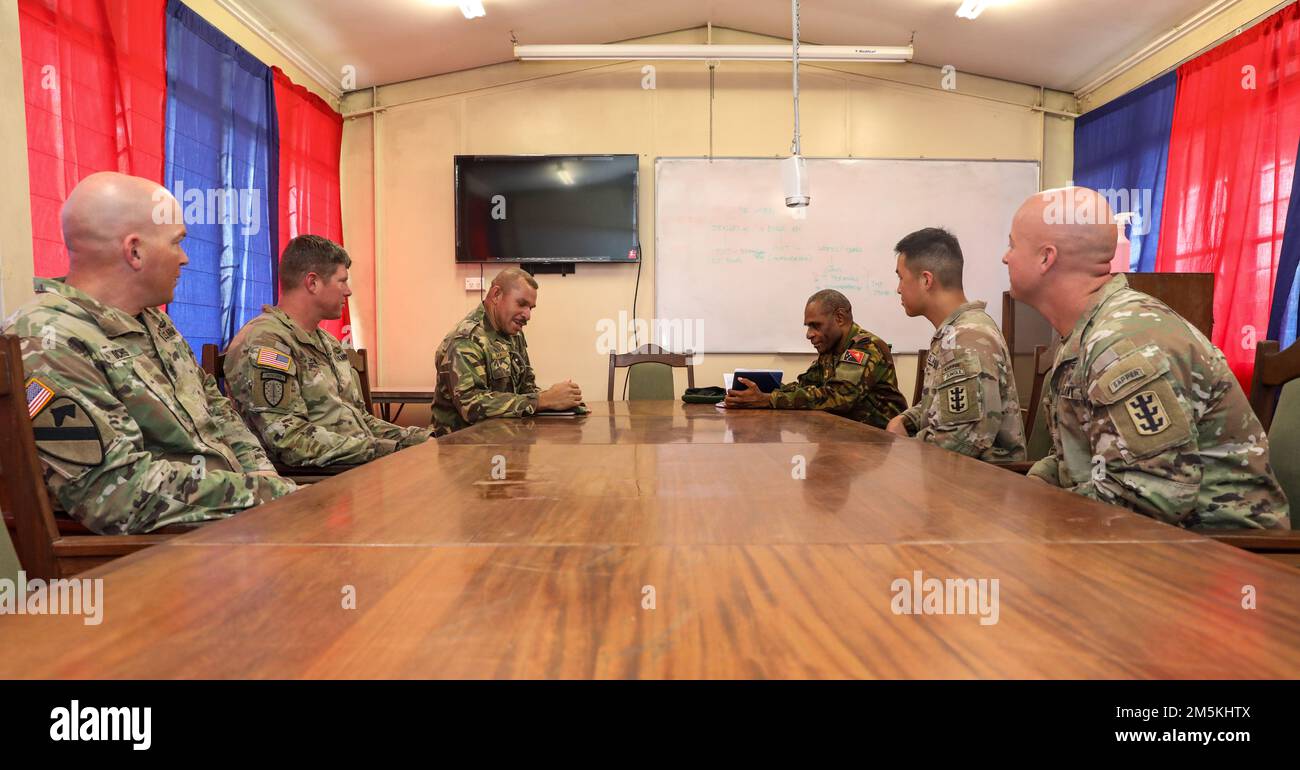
[454,154,640,263]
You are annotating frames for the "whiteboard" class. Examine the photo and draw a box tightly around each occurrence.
[654,157,1039,353]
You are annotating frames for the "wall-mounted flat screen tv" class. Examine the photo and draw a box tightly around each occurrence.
[454,154,640,263]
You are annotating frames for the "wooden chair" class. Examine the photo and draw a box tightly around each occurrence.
[1248,339,1299,431]
[911,349,927,407]
[200,344,361,483]
[607,344,695,401]
[1002,345,1053,475]
[347,348,374,414]
[0,335,185,579]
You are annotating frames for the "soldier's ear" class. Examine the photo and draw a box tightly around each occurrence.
[122,234,144,271]
[1039,244,1058,274]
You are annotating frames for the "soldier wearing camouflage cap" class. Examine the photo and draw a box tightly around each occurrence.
[224,235,432,466]
[432,268,584,436]
[724,289,907,428]
[886,227,1026,463]
[3,172,296,534]
[1006,186,1288,529]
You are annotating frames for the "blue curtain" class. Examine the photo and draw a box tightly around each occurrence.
[164,0,276,354]
[1268,134,1300,348]
[1073,72,1177,272]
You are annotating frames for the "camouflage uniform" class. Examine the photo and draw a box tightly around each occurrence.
[770,323,907,429]
[225,305,431,466]
[1029,274,1289,529]
[432,303,539,437]
[4,278,296,535]
[899,301,1026,463]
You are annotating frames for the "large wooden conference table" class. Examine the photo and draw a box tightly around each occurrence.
[2,401,1298,679]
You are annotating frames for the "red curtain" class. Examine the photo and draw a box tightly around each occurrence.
[271,66,349,342]
[1157,3,1300,388]
[18,0,166,278]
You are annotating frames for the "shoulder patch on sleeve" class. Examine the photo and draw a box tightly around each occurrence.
[31,397,104,466]
[253,346,293,372]
[25,376,55,418]
[841,348,866,365]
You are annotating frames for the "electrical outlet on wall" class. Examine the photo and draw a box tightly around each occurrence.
[464,276,483,291]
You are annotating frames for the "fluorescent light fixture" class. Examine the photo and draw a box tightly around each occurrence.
[458,0,485,19]
[514,44,912,63]
[956,1,991,19]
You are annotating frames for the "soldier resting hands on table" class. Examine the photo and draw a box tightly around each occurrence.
[432,268,584,436]
[724,289,907,429]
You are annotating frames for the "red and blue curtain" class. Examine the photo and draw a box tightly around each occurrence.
[18,0,167,278]
[17,0,347,352]
[1075,2,1300,388]
[271,67,349,343]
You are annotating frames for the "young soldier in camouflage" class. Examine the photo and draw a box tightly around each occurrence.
[1006,187,1288,529]
[225,236,431,466]
[886,227,1026,463]
[4,172,296,534]
[724,289,907,428]
[432,268,584,436]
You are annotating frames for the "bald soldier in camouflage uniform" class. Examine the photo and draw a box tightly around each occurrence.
[887,228,1025,462]
[725,289,907,428]
[1005,187,1287,529]
[4,172,295,535]
[225,236,431,466]
[432,268,584,436]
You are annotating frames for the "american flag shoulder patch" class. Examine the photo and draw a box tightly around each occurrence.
[25,377,55,418]
[254,347,292,372]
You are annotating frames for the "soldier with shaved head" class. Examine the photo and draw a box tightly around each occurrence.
[3,172,296,534]
[432,267,584,436]
[1007,186,1288,529]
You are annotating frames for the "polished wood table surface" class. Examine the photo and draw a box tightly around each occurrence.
[1,401,1298,678]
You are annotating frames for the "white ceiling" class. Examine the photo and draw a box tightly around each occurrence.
[231,0,1218,93]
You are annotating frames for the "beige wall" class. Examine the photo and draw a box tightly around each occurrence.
[340,27,1077,422]
[0,0,34,320]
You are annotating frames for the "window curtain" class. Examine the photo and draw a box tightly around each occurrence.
[1157,3,1300,388]
[270,66,349,342]
[163,0,275,354]
[1269,130,1300,348]
[1073,71,1176,272]
[17,0,166,278]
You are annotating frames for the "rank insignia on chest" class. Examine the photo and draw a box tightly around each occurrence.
[841,349,865,365]
[256,347,292,372]
[1125,390,1168,435]
[947,385,969,414]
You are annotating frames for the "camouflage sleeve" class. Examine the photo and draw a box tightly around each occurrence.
[447,338,538,422]
[201,365,275,472]
[1027,455,1061,485]
[915,347,1006,456]
[19,338,294,535]
[898,402,924,434]
[1067,354,1201,525]
[770,341,888,411]
[361,412,433,449]
[226,342,398,467]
